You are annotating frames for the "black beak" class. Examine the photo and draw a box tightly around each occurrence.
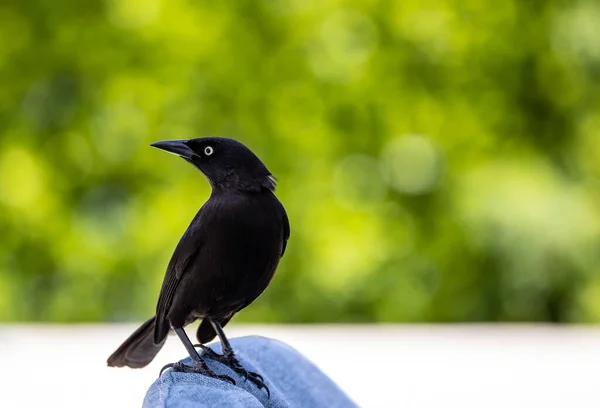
[150,140,195,160]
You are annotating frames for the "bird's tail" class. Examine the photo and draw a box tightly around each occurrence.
[107,316,166,368]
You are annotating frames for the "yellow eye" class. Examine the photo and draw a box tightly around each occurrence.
[204,146,214,156]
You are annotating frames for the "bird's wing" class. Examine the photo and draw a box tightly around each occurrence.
[153,212,204,343]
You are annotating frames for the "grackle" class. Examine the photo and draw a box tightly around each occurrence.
[107,137,290,396]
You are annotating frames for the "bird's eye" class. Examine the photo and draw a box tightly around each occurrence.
[204,146,214,156]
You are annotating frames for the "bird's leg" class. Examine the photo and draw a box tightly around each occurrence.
[160,327,235,385]
[195,320,269,397]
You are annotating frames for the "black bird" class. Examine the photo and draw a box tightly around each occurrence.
[107,137,289,395]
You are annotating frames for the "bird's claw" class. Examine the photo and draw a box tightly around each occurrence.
[247,370,264,383]
[228,360,264,383]
[194,343,220,360]
[193,344,269,397]
[159,361,236,385]
[160,362,177,376]
[240,369,269,397]
[246,373,270,398]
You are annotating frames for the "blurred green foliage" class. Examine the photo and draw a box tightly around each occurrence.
[1,0,599,323]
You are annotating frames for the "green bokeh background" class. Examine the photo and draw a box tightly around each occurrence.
[1,0,599,323]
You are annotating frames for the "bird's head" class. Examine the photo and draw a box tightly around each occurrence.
[151,137,277,193]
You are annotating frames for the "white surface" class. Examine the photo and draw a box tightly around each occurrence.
[1,324,600,407]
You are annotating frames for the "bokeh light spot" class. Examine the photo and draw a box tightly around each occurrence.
[107,0,162,28]
[552,1,600,65]
[0,147,46,208]
[381,135,442,195]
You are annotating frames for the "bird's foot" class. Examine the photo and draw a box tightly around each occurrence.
[160,360,236,385]
[194,344,270,398]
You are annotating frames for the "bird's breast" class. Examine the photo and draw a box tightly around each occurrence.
[192,195,285,316]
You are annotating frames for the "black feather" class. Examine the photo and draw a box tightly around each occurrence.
[107,137,289,369]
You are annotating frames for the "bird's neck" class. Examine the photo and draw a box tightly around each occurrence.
[212,172,276,194]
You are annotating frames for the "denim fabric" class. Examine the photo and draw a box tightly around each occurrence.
[144,336,357,408]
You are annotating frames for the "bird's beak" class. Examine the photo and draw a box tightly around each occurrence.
[150,140,195,160]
